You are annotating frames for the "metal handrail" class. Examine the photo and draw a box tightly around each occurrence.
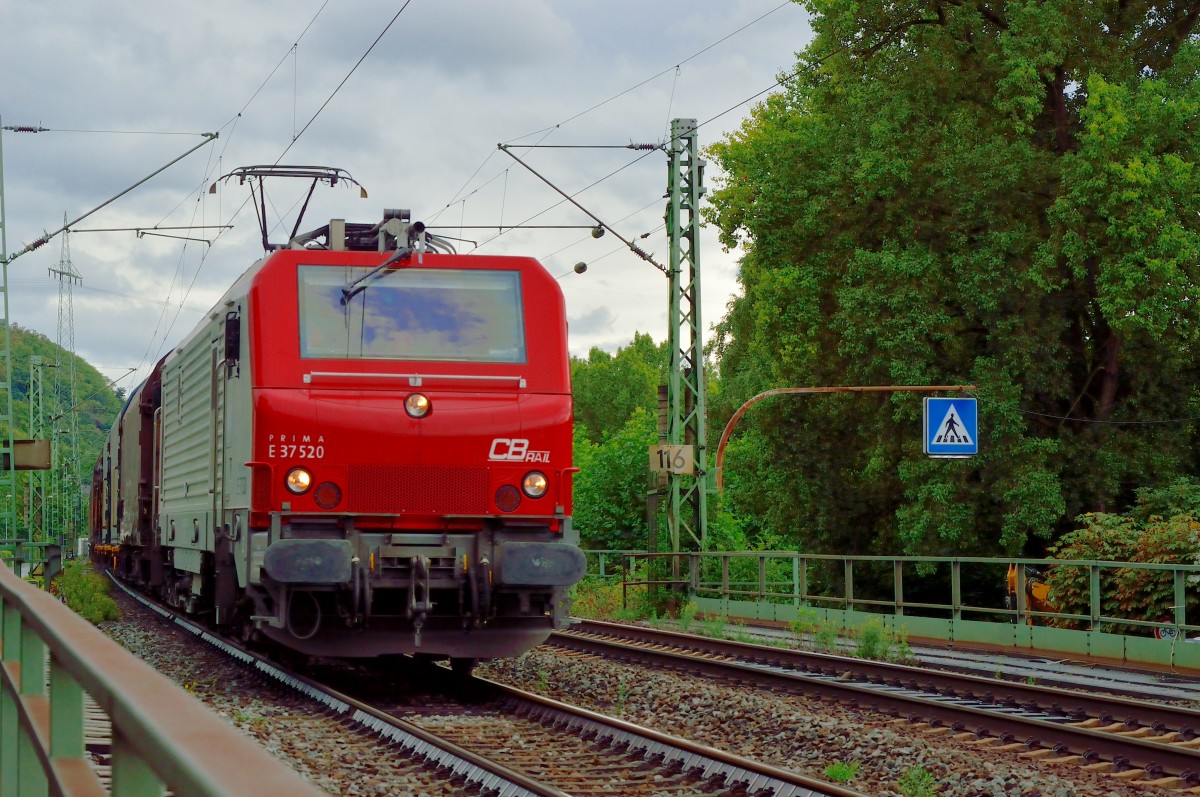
[598,550,1200,635]
[0,564,325,797]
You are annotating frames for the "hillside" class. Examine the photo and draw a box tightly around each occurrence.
[5,324,125,481]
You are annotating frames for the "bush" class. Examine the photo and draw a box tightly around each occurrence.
[570,574,657,621]
[1045,501,1200,633]
[53,560,121,625]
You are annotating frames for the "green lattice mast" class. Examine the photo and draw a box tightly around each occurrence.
[664,118,709,552]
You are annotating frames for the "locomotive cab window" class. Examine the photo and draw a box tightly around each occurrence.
[298,266,526,363]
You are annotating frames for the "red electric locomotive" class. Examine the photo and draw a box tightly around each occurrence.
[91,167,585,668]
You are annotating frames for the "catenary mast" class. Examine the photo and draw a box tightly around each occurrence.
[50,219,82,549]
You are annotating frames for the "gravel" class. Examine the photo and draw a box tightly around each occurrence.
[99,593,464,796]
[479,647,1165,797]
[98,593,1166,796]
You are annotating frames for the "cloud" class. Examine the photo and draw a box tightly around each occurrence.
[2,0,813,389]
[569,305,616,337]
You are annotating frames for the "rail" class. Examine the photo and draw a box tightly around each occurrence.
[0,563,326,797]
[587,550,1200,668]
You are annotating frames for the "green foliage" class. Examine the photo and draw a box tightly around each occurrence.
[705,1,1200,557]
[1045,483,1200,633]
[569,573,657,621]
[897,766,940,797]
[615,675,629,714]
[573,408,660,551]
[823,761,860,783]
[4,325,124,534]
[789,609,820,637]
[854,619,888,661]
[571,333,666,443]
[701,613,729,638]
[812,619,840,652]
[54,560,121,625]
[854,619,917,663]
[678,600,698,632]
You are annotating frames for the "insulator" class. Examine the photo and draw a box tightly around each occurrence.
[628,143,660,150]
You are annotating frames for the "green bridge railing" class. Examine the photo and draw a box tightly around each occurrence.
[0,562,326,797]
[583,550,1200,669]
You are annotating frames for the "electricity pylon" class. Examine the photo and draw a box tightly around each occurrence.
[49,219,82,549]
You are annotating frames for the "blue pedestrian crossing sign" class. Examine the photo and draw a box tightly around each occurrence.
[923,397,978,458]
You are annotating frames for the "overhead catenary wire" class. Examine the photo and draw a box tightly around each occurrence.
[134,1,416,381]
[501,2,793,146]
[491,144,666,272]
[433,2,797,229]
[19,3,800,386]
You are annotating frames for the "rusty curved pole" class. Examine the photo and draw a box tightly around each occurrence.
[714,384,976,490]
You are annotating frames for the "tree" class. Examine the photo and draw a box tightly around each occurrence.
[570,332,667,443]
[706,1,1200,556]
[573,408,660,551]
[3,325,124,539]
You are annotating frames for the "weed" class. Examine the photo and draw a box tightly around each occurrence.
[790,609,820,639]
[701,614,728,639]
[53,560,121,625]
[615,676,629,714]
[678,601,698,632]
[897,766,939,796]
[570,574,658,621]
[813,620,840,652]
[726,618,756,644]
[824,761,860,783]
[536,669,549,691]
[855,619,888,660]
[888,626,919,665]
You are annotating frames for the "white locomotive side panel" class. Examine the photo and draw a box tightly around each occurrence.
[159,326,219,561]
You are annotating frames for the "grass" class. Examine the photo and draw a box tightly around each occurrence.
[570,579,922,664]
[53,560,121,625]
[824,761,860,783]
[897,766,939,796]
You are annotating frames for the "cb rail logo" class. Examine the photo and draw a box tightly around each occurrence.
[488,438,551,463]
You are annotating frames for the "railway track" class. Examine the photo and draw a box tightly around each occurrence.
[343,672,864,796]
[550,619,1200,789]
[107,576,866,797]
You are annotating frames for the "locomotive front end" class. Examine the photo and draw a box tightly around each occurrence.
[241,228,584,661]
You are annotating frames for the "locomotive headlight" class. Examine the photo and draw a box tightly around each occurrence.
[285,467,313,494]
[405,393,431,418]
[522,471,548,498]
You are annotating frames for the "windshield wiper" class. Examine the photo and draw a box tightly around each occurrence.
[340,247,413,306]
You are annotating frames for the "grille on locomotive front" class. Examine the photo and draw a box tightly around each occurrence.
[349,465,490,514]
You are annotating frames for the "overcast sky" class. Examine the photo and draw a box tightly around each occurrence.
[2,1,812,391]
